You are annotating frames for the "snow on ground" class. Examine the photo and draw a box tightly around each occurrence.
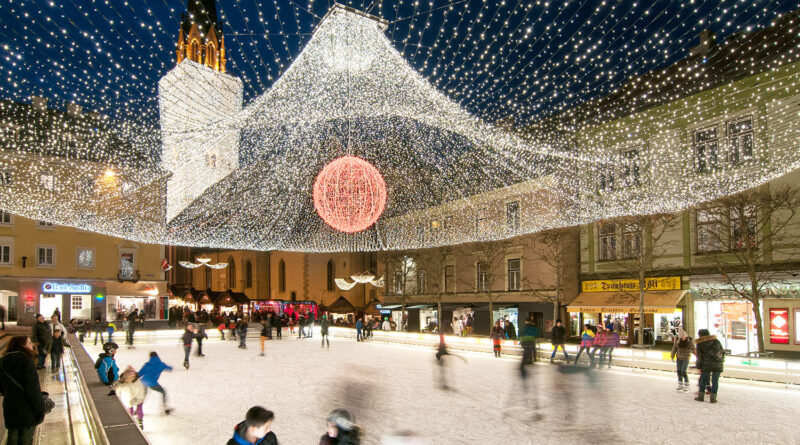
[83,334,800,445]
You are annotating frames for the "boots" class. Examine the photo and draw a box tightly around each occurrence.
[676,382,684,391]
[710,394,717,403]
[694,392,704,402]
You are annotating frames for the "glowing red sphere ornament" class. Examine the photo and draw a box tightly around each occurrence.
[313,155,387,233]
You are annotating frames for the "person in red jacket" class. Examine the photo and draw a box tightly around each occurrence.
[589,324,608,367]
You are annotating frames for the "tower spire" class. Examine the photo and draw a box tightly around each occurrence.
[175,0,225,72]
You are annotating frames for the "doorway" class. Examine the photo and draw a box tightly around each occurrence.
[39,293,62,319]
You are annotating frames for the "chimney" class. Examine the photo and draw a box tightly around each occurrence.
[690,29,717,57]
[66,103,82,118]
[31,96,48,112]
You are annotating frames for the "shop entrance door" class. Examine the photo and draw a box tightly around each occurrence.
[39,294,62,319]
[7,293,17,321]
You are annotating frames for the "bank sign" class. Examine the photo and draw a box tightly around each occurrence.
[581,277,681,293]
[42,282,92,293]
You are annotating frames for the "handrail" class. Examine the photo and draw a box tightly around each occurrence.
[66,336,110,445]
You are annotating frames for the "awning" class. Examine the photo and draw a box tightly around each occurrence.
[567,290,688,314]
[326,296,356,313]
[407,304,434,309]
[215,290,250,306]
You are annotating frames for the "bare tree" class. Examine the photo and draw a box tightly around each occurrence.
[605,213,680,347]
[416,245,459,333]
[525,227,579,324]
[461,238,513,333]
[383,250,416,331]
[694,186,800,353]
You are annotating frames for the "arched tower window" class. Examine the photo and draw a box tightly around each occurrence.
[228,257,236,290]
[206,42,217,69]
[278,259,286,293]
[189,39,200,62]
[246,260,253,288]
[327,259,335,291]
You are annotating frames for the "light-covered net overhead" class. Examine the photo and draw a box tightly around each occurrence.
[0,1,799,251]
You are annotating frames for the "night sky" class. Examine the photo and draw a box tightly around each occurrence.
[0,0,796,125]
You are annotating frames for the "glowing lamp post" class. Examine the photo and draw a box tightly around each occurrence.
[313,155,387,233]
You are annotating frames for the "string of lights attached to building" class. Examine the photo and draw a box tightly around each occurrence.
[0,1,798,252]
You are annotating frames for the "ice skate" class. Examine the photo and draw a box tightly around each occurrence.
[137,418,143,429]
[183,361,189,369]
[683,383,689,392]
[260,351,265,356]
[676,382,684,391]
[165,408,174,415]
[710,394,718,403]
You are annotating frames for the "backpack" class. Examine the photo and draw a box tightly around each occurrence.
[94,353,107,369]
[707,340,726,362]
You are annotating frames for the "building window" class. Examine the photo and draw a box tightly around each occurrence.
[598,164,615,192]
[476,208,487,238]
[71,295,83,311]
[731,205,757,249]
[694,127,718,173]
[393,272,404,295]
[278,260,286,293]
[444,265,455,293]
[622,222,642,258]
[417,269,426,294]
[119,249,135,279]
[507,258,521,291]
[728,117,754,165]
[36,220,55,229]
[0,210,12,226]
[696,207,723,252]
[477,262,489,292]
[506,201,520,231]
[327,260,335,291]
[76,247,95,269]
[621,149,640,187]
[598,222,617,261]
[0,171,11,186]
[246,260,253,288]
[228,258,236,290]
[0,238,12,265]
[40,173,56,191]
[37,246,55,267]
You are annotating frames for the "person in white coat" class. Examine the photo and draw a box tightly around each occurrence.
[451,317,461,336]
[117,366,147,429]
[382,317,392,331]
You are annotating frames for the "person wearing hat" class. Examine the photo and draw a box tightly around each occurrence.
[95,342,119,395]
[381,317,391,331]
[671,329,696,392]
[320,409,361,445]
[31,314,52,370]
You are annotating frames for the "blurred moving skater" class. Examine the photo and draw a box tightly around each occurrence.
[320,409,362,445]
[138,351,174,414]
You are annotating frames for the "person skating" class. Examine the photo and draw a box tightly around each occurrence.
[671,329,695,392]
[605,327,620,368]
[195,323,207,357]
[138,351,174,414]
[227,406,277,445]
[95,342,119,395]
[307,311,315,338]
[550,320,569,362]
[260,319,270,356]
[117,366,146,429]
[0,336,48,445]
[31,314,52,370]
[320,315,331,348]
[320,408,362,445]
[274,313,282,339]
[694,329,724,403]
[520,318,538,368]
[49,330,65,373]
[126,309,138,347]
[237,318,248,349]
[182,324,196,369]
[355,318,363,342]
[589,324,607,367]
[106,321,116,343]
[573,324,595,365]
[297,313,307,338]
[93,315,105,346]
[491,320,504,357]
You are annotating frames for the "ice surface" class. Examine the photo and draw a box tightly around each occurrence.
[83,336,800,444]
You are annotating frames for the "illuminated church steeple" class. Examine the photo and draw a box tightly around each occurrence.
[175,0,226,72]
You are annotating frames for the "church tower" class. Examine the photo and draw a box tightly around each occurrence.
[159,0,243,222]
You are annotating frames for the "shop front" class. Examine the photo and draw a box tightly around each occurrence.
[105,281,167,321]
[0,278,107,324]
[568,282,688,345]
[323,296,356,326]
[215,291,251,315]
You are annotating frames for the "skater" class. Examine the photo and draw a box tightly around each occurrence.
[95,342,119,395]
[93,315,105,346]
[297,313,306,338]
[320,315,330,348]
[31,314,52,370]
[218,321,227,341]
[126,309,138,347]
[589,324,607,366]
[260,319,270,356]
[229,318,237,341]
[195,323,207,357]
[237,318,248,349]
[694,329,724,403]
[320,408,362,445]
[0,336,48,445]
[573,324,595,365]
[550,319,569,362]
[49,330,65,373]
[274,313,282,339]
[605,326,620,368]
[356,318,363,342]
[307,311,315,338]
[227,406,277,445]
[182,324,196,369]
[106,321,116,343]
[491,320,504,357]
[520,318,538,367]
[117,366,146,429]
[138,352,174,414]
[671,329,695,392]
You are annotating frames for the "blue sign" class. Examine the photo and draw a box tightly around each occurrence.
[42,282,92,293]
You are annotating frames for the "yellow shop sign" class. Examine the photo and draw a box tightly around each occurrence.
[581,277,681,293]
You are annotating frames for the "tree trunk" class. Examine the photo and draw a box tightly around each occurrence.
[553,298,559,326]
[752,298,765,353]
[638,269,646,347]
[437,299,442,334]
[401,301,406,332]
[489,297,494,334]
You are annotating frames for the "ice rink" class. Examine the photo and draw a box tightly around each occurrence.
[84,334,799,444]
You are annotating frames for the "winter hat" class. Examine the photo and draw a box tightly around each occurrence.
[327,409,356,432]
[678,329,688,339]
[119,365,138,383]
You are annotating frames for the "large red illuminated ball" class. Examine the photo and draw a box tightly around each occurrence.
[313,155,387,233]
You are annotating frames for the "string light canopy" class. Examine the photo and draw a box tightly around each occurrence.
[0,1,799,252]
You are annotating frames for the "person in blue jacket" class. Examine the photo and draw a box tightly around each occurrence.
[138,351,174,415]
[227,406,277,445]
[355,318,363,342]
[95,342,119,395]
